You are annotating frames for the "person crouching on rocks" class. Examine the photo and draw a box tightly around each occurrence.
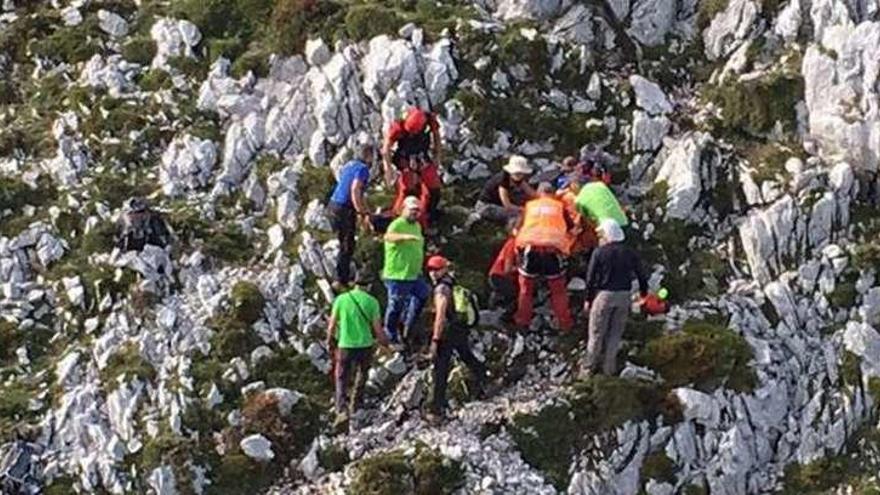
[326,271,390,428]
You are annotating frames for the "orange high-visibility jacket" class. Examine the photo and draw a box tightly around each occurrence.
[515,196,570,255]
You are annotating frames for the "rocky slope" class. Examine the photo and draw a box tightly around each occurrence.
[2,0,880,494]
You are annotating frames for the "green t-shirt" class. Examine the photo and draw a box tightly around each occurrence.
[574,182,628,226]
[332,288,381,349]
[382,217,424,281]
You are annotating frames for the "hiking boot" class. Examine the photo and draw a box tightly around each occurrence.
[332,412,349,432]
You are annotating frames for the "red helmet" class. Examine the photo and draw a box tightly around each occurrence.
[426,255,450,271]
[404,108,428,134]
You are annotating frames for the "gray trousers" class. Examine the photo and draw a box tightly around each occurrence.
[586,291,631,375]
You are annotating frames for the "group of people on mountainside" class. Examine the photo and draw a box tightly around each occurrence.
[324,106,669,427]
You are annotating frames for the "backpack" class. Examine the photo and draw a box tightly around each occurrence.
[448,282,480,329]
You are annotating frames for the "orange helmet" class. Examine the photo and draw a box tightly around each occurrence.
[404,108,428,134]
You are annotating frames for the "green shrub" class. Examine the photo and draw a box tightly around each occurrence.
[318,443,349,472]
[697,0,729,29]
[121,34,156,65]
[252,347,333,404]
[139,69,173,91]
[641,452,676,485]
[635,319,757,393]
[840,350,862,388]
[510,375,681,490]
[230,281,265,324]
[101,343,156,391]
[30,17,104,64]
[269,0,345,54]
[230,46,271,78]
[704,72,804,137]
[344,4,405,41]
[351,450,415,495]
[210,314,263,360]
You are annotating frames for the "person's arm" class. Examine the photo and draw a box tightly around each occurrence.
[521,182,537,199]
[632,249,649,298]
[498,186,516,210]
[381,135,396,188]
[384,231,419,242]
[350,178,369,214]
[429,114,442,166]
[430,289,449,358]
[584,249,599,305]
[371,317,390,347]
[325,312,337,350]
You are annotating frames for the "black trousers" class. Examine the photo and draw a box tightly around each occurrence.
[328,202,356,284]
[432,328,486,414]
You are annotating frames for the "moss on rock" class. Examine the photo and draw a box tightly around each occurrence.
[230,281,265,324]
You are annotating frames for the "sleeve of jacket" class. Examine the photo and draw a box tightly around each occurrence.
[632,248,649,297]
[584,248,599,302]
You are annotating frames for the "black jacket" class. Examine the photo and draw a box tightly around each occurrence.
[584,242,648,302]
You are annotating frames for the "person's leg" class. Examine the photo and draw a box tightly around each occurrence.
[452,331,487,394]
[384,280,409,343]
[350,347,373,413]
[585,292,612,373]
[403,277,431,339]
[431,339,454,414]
[334,348,353,414]
[514,274,536,328]
[336,206,356,284]
[601,293,631,375]
[547,276,573,332]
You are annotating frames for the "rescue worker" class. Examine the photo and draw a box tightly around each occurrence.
[573,180,628,227]
[488,220,519,322]
[582,219,649,376]
[469,155,535,226]
[557,175,598,258]
[327,144,375,286]
[325,271,390,426]
[513,182,574,332]
[424,255,487,423]
[382,196,430,347]
[382,107,444,226]
[116,197,171,252]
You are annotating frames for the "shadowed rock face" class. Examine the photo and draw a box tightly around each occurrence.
[1,0,880,494]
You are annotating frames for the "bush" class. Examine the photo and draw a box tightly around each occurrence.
[350,445,463,495]
[344,4,404,41]
[252,348,333,404]
[100,344,156,391]
[230,281,265,324]
[704,72,804,137]
[635,319,757,393]
[121,34,156,65]
[510,375,681,490]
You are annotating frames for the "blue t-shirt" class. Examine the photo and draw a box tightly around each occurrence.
[330,160,370,206]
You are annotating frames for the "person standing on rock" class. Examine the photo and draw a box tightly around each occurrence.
[382,107,444,226]
[382,196,430,347]
[424,255,487,423]
[513,183,575,332]
[326,271,389,426]
[582,219,649,377]
[327,144,376,288]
